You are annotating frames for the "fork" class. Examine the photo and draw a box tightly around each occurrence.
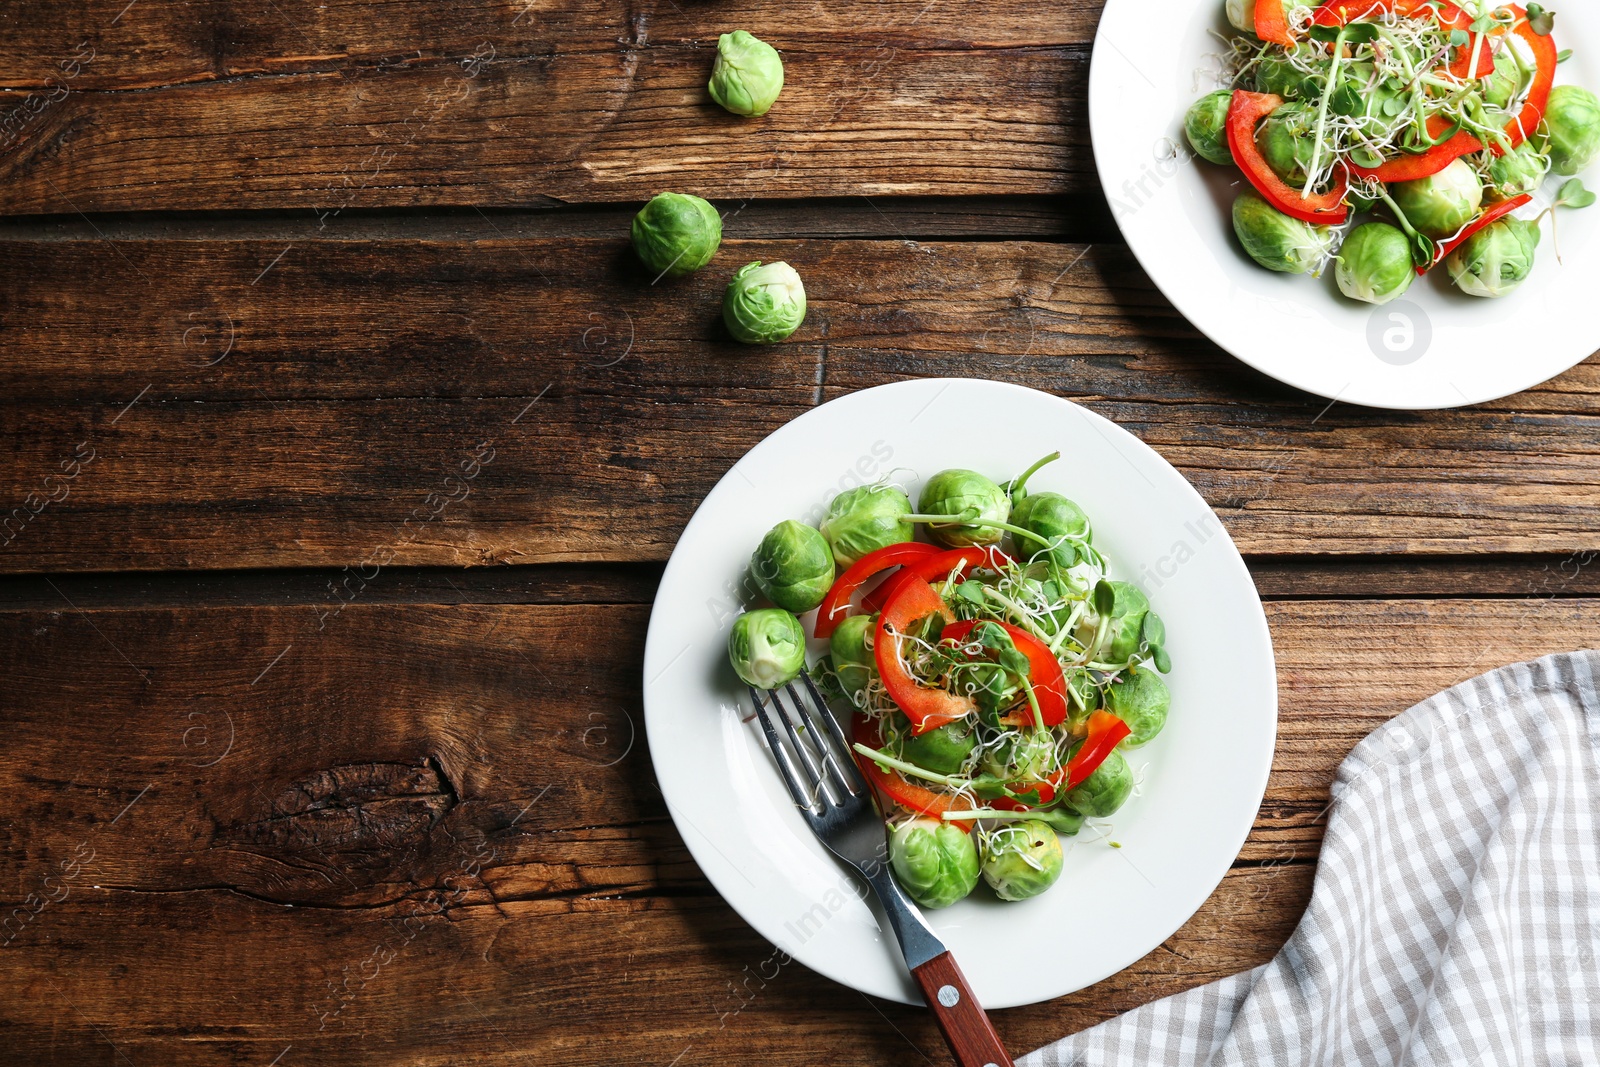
[748,674,1015,1067]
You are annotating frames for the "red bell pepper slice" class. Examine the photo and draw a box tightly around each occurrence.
[1058,710,1132,792]
[1312,0,1490,75]
[940,619,1071,729]
[1226,91,1351,225]
[874,576,975,735]
[1418,193,1533,274]
[1501,5,1557,152]
[1348,117,1483,183]
[813,541,937,640]
[1255,0,1296,45]
[852,714,974,823]
[861,545,1012,614]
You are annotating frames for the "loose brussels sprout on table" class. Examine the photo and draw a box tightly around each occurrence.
[751,518,834,613]
[1232,191,1336,276]
[728,608,806,689]
[1447,218,1542,299]
[1335,222,1415,306]
[631,192,721,278]
[889,818,980,909]
[708,31,785,117]
[1536,85,1600,176]
[913,469,1010,548]
[820,484,914,568]
[1184,90,1236,166]
[1389,160,1484,240]
[723,261,807,344]
[980,824,1064,901]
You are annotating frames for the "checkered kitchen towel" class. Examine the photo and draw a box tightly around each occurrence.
[1023,650,1600,1067]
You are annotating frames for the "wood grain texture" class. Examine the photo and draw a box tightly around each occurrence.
[1,595,1592,1063]
[0,0,1098,214]
[2,235,1598,572]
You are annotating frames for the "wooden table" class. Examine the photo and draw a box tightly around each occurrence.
[2,2,1597,1063]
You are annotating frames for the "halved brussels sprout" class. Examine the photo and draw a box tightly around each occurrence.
[751,519,834,613]
[1446,217,1540,299]
[728,609,806,688]
[1232,191,1336,275]
[820,484,914,568]
[1335,222,1415,306]
[1389,159,1484,240]
[916,469,1010,548]
[980,824,1064,901]
[1536,85,1600,176]
[708,31,785,117]
[890,818,981,909]
[1185,90,1235,166]
[631,192,722,278]
[1225,0,1257,35]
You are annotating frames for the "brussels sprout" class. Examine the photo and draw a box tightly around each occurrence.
[1255,102,1319,186]
[1064,748,1134,818]
[1010,492,1093,568]
[820,484,914,568]
[1184,90,1235,166]
[1254,47,1318,101]
[979,730,1056,782]
[916,469,1010,548]
[829,613,876,702]
[1225,0,1257,35]
[723,261,807,344]
[1486,142,1550,202]
[903,720,978,776]
[889,818,980,909]
[1481,49,1522,112]
[728,609,806,688]
[1334,222,1415,306]
[1446,218,1541,299]
[751,519,834,613]
[1232,191,1336,275]
[1105,670,1170,747]
[1389,159,1484,239]
[1098,581,1151,663]
[980,824,1064,901]
[1535,85,1600,176]
[708,30,785,117]
[631,193,722,278]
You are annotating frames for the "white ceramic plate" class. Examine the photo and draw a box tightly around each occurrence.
[643,378,1278,1008]
[1089,0,1600,409]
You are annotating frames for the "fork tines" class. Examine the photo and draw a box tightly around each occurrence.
[747,674,869,815]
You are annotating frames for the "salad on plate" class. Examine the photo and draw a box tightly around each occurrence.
[726,454,1172,910]
[1183,0,1600,301]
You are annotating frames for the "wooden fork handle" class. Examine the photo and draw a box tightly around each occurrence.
[911,951,1015,1067]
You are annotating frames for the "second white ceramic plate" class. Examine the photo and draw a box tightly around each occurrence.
[643,378,1277,1008]
[1089,0,1600,409]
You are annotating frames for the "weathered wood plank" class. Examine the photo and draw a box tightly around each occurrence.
[2,235,1598,572]
[0,0,1096,214]
[0,597,1592,1063]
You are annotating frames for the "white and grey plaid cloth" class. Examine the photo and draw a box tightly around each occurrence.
[1023,650,1600,1067]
